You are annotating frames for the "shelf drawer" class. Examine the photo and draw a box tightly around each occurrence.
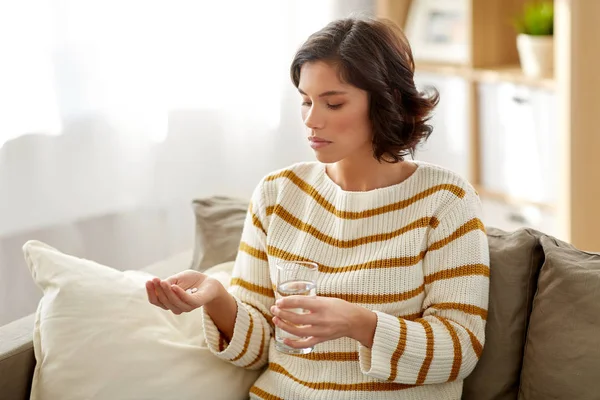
[478,82,559,204]
[414,72,471,180]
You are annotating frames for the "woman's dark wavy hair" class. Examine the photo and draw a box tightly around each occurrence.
[290,16,439,163]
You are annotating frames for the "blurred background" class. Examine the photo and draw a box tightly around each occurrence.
[1,0,598,326]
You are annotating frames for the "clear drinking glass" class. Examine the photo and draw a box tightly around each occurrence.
[274,260,318,355]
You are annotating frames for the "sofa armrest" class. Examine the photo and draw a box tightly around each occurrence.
[0,314,36,400]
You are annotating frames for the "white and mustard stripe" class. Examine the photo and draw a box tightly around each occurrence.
[202,161,489,399]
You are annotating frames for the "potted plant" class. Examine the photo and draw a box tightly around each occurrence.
[513,1,554,78]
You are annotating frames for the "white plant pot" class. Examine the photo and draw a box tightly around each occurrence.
[517,34,554,78]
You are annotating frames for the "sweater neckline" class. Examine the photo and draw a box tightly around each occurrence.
[317,160,424,196]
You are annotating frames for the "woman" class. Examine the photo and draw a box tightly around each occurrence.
[146,16,489,400]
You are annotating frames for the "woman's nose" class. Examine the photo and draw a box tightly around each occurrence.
[303,105,325,130]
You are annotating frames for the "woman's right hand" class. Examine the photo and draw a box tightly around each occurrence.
[145,270,224,315]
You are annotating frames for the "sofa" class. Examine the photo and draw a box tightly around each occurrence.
[1,215,599,399]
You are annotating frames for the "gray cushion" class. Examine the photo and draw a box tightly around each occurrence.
[463,228,544,400]
[518,235,600,400]
[190,196,248,271]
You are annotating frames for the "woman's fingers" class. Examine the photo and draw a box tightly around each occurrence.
[164,270,204,289]
[172,285,204,308]
[271,317,322,348]
[159,280,195,313]
[275,295,318,312]
[146,278,202,314]
[147,273,211,315]
[283,335,320,349]
[152,278,184,314]
[164,276,179,286]
[145,281,167,310]
[270,306,316,326]
[272,316,319,338]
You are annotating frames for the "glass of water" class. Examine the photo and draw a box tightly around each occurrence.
[274,260,318,355]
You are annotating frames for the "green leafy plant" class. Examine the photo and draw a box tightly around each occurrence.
[513,1,554,36]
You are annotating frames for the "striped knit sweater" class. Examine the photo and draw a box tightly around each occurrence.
[202,161,490,400]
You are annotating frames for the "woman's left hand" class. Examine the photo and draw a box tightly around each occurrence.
[270,296,377,349]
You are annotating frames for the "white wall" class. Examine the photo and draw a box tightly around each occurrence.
[0,0,374,326]
[0,110,313,237]
[0,109,315,325]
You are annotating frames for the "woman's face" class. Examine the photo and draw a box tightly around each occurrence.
[298,61,373,164]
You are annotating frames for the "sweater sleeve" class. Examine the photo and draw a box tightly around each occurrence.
[358,187,490,385]
[201,180,273,370]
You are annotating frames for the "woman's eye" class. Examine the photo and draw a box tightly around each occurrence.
[301,101,343,110]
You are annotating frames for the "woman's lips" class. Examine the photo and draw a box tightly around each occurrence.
[308,137,332,149]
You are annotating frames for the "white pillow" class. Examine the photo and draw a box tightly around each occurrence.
[23,240,260,400]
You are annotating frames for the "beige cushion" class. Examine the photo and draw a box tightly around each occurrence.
[190,196,248,271]
[0,250,194,400]
[463,228,544,400]
[518,236,600,400]
[22,240,259,400]
[142,249,194,278]
[204,260,237,277]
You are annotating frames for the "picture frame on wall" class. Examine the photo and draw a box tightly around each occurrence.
[404,0,470,65]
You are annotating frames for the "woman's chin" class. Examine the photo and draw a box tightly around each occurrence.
[313,151,340,164]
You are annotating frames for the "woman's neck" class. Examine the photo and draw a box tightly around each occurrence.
[325,155,416,192]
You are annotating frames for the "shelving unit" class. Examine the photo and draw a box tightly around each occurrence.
[376,0,600,250]
[414,63,555,89]
[472,65,555,90]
